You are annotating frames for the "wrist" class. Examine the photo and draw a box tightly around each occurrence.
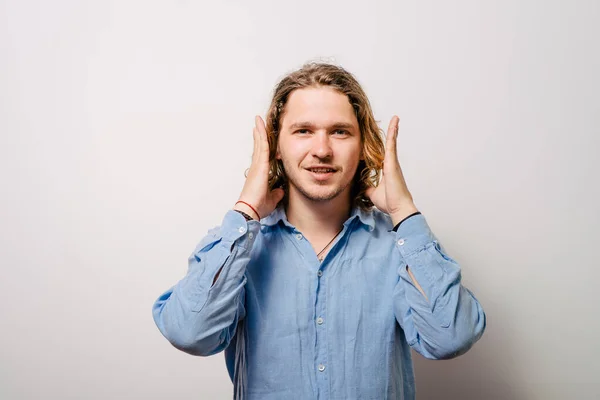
[390,204,419,226]
[234,201,259,220]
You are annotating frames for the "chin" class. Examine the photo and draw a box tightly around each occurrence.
[296,182,347,202]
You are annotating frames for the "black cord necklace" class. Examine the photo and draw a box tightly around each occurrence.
[316,227,344,262]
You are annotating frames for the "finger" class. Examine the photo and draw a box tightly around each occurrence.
[385,115,400,162]
[255,115,270,162]
[377,173,386,191]
[252,127,259,163]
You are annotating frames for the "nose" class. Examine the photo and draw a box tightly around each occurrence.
[311,132,333,159]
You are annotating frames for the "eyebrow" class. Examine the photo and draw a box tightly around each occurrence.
[288,121,356,131]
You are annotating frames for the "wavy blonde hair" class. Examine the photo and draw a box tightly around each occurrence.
[264,62,385,210]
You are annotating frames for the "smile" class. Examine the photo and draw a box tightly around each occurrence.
[306,167,336,181]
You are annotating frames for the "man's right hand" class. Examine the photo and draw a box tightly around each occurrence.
[233,115,285,220]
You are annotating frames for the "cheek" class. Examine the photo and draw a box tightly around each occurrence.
[340,144,362,168]
[280,139,309,161]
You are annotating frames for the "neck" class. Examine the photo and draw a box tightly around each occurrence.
[285,187,352,237]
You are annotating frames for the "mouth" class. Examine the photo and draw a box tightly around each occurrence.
[305,166,337,181]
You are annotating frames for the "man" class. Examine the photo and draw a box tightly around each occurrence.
[152,62,486,399]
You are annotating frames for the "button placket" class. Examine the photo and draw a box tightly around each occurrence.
[314,253,328,392]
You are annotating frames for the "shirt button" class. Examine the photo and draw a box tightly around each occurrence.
[317,317,324,325]
[248,232,254,239]
[239,227,247,234]
[318,364,326,372]
[397,239,405,246]
[317,270,323,277]
[296,233,303,240]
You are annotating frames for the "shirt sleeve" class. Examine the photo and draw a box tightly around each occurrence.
[392,211,422,232]
[392,213,487,360]
[151,210,260,356]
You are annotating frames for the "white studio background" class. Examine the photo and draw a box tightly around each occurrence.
[1,1,598,399]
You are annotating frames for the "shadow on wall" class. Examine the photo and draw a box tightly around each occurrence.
[413,308,522,400]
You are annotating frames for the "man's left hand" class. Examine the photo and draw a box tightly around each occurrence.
[366,115,419,226]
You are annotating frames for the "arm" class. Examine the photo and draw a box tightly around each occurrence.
[151,210,260,356]
[365,115,486,359]
[392,213,486,360]
[152,115,283,357]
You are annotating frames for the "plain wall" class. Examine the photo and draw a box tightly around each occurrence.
[1,0,599,399]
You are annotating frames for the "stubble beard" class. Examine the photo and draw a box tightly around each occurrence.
[283,163,352,203]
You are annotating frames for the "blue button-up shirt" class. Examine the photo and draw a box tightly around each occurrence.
[152,206,486,399]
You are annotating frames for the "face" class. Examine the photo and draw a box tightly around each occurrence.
[276,86,362,203]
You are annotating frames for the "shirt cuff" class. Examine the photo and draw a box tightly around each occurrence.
[393,213,435,257]
[217,210,260,251]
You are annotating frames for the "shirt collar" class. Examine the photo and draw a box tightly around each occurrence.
[261,204,375,230]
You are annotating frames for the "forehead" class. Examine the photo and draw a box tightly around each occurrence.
[281,86,358,129]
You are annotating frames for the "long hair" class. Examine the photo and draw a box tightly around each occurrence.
[264,62,386,210]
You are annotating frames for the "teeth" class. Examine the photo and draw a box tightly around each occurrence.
[310,168,333,173]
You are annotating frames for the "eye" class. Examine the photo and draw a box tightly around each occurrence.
[295,129,310,135]
[333,129,349,136]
